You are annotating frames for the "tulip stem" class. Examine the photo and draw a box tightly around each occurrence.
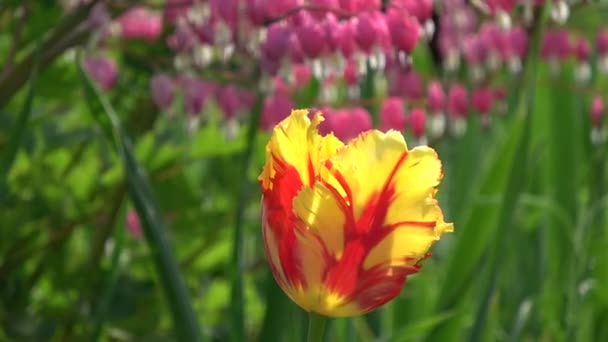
[307,312,328,342]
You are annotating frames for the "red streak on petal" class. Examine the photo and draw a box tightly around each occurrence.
[324,159,354,206]
[321,150,429,304]
[324,240,366,296]
[384,220,436,230]
[353,263,420,313]
[307,154,315,187]
[262,154,306,287]
[357,151,410,249]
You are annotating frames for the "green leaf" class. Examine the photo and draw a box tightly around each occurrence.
[0,47,39,202]
[229,93,263,342]
[78,54,203,342]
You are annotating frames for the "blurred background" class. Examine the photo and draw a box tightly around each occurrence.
[1,0,608,341]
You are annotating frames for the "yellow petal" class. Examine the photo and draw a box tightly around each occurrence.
[292,183,347,259]
[259,110,344,190]
[363,224,436,269]
[329,130,410,220]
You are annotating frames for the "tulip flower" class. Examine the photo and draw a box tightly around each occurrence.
[259,109,453,318]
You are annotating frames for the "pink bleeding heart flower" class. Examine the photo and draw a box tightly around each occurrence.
[266,0,303,20]
[339,0,381,12]
[163,0,193,24]
[463,34,489,65]
[390,0,434,23]
[354,11,380,53]
[294,12,327,59]
[261,55,281,76]
[336,19,358,58]
[309,0,339,20]
[597,28,608,56]
[485,0,517,14]
[118,6,163,41]
[150,74,176,110]
[322,13,340,51]
[84,56,118,91]
[409,108,427,139]
[183,77,216,116]
[218,86,251,120]
[380,97,406,132]
[262,23,292,61]
[386,8,420,53]
[167,22,196,51]
[448,83,469,118]
[193,21,215,45]
[348,107,373,137]
[427,80,446,113]
[471,86,495,114]
[541,29,571,61]
[392,69,423,100]
[507,26,528,59]
[261,91,295,131]
[591,95,604,128]
[319,107,372,142]
[293,64,313,87]
[573,36,591,62]
[479,23,509,61]
[288,32,306,63]
[210,0,238,28]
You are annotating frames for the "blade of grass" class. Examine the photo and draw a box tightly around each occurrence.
[230,92,263,342]
[385,311,455,342]
[78,56,203,342]
[468,4,548,340]
[425,5,549,340]
[0,42,39,203]
[91,204,126,342]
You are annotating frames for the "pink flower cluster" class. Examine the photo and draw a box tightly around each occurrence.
[160,0,429,78]
[149,74,256,122]
[79,0,605,144]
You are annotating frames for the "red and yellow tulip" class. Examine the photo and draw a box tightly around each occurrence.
[259,109,453,317]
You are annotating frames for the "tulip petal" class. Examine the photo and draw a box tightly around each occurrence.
[293,183,347,259]
[327,131,452,269]
[260,109,343,191]
[329,130,410,223]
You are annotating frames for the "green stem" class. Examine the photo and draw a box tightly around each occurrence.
[307,312,328,342]
[230,91,263,341]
